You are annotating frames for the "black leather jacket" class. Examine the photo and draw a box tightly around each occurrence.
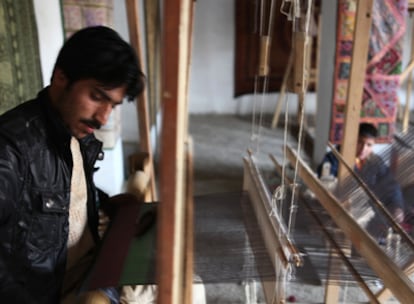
[0,88,104,303]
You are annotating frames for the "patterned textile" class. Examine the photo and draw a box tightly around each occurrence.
[62,0,114,38]
[330,0,408,144]
[0,0,43,114]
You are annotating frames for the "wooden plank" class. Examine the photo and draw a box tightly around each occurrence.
[243,157,289,269]
[326,4,373,297]
[243,154,303,304]
[271,53,293,129]
[402,19,414,132]
[289,31,311,94]
[286,145,414,304]
[400,59,414,84]
[338,0,373,180]
[245,154,303,267]
[183,13,195,302]
[156,0,193,303]
[242,157,280,304]
[125,0,157,202]
[183,3,195,303]
[143,0,161,125]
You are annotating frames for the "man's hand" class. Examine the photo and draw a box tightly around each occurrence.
[98,193,142,237]
[393,207,404,224]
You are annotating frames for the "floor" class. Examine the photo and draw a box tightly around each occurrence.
[190,114,285,303]
[188,114,401,304]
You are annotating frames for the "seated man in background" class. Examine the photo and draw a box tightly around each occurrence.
[317,123,405,224]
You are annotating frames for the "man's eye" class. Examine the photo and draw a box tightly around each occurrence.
[91,93,101,101]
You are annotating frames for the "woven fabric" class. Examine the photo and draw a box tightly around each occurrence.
[83,192,277,289]
[330,0,408,144]
[61,0,114,38]
[0,1,43,114]
[67,137,93,270]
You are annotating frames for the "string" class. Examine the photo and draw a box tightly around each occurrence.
[251,0,314,299]
[250,0,264,151]
[252,0,294,298]
[250,0,274,154]
[250,75,260,151]
[287,0,313,239]
[276,0,313,298]
[257,77,269,155]
[271,93,290,221]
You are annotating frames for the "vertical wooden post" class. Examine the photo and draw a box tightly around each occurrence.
[403,16,414,133]
[338,0,373,180]
[326,1,373,302]
[125,0,158,202]
[271,53,293,129]
[157,0,194,303]
[183,3,196,303]
[144,0,161,126]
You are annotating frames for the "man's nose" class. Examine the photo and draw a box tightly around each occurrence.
[95,103,113,126]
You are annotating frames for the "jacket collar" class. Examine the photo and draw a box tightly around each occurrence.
[37,87,103,166]
[37,87,72,146]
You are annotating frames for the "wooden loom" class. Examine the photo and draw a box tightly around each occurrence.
[122,0,303,303]
[87,1,414,303]
[243,0,414,303]
[124,0,195,303]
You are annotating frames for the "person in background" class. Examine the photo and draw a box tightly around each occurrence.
[317,123,405,224]
[0,26,145,303]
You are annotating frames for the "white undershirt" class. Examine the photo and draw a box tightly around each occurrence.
[66,137,94,270]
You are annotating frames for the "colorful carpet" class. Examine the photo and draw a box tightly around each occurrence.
[331,0,408,143]
[0,0,43,114]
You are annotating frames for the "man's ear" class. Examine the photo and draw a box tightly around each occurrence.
[51,68,68,88]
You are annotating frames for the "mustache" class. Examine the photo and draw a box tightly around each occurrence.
[81,119,102,130]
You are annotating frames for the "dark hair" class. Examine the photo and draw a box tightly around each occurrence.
[53,26,145,101]
[359,122,377,138]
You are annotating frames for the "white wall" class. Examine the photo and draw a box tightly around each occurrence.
[113,0,142,143]
[188,0,313,115]
[189,1,414,115]
[33,0,64,86]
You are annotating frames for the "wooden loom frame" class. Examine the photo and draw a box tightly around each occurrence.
[245,0,414,303]
[284,145,414,303]
[125,0,157,202]
[243,153,304,304]
[125,1,300,302]
[125,0,195,303]
[125,0,414,303]
[244,147,414,303]
[156,0,195,303]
